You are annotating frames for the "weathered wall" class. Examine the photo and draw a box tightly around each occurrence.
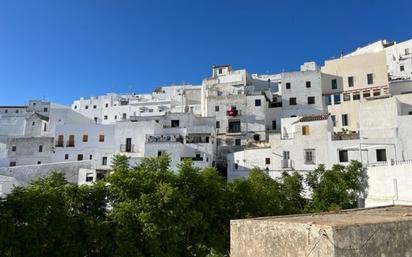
[230,219,334,257]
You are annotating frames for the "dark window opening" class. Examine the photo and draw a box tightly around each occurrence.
[38,145,43,152]
[253,134,260,141]
[331,79,337,90]
[171,120,180,128]
[339,150,349,162]
[376,149,387,162]
[10,161,16,167]
[215,105,219,112]
[265,158,270,165]
[235,139,241,146]
[306,81,311,88]
[65,154,69,160]
[367,73,374,85]
[348,76,354,87]
[289,98,297,105]
[216,121,220,129]
[102,157,107,165]
[228,120,241,133]
[308,96,315,104]
[272,120,277,130]
[255,99,261,106]
[342,114,349,126]
[77,154,83,161]
[286,82,291,89]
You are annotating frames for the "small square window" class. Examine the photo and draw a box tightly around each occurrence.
[400,65,405,71]
[86,174,94,182]
[343,93,351,101]
[105,103,109,108]
[373,90,381,96]
[376,149,387,162]
[85,105,89,109]
[255,99,261,106]
[102,157,107,165]
[77,154,83,161]
[235,139,241,146]
[265,158,270,165]
[306,81,311,88]
[104,115,108,120]
[37,161,41,165]
[93,105,97,109]
[289,98,297,105]
[10,161,16,167]
[99,135,105,142]
[286,82,291,89]
[11,146,16,152]
[353,93,360,100]
[38,145,43,152]
[215,105,219,112]
[65,154,69,160]
[32,122,35,126]
[43,107,48,112]
[405,48,410,55]
[339,150,348,162]
[307,96,315,104]
[82,135,88,142]
[363,91,371,98]
[304,149,315,164]
[218,68,222,74]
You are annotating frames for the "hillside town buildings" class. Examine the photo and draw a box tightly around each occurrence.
[1,38,412,202]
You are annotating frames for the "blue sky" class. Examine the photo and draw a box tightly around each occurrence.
[0,0,410,105]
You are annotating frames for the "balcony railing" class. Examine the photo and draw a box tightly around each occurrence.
[120,144,137,153]
[146,134,184,143]
[55,142,64,147]
[281,159,293,169]
[66,141,75,147]
[332,132,360,141]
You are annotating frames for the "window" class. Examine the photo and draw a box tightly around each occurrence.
[77,154,83,161]
[304,149,315,164]
[122,113,127,119]
[289,97,297,105]
[158,150,166,157]
[57,135,64,147]
[82,135,88,142]
[286,82,291,89]
[373,89,381,96]
[85,105,89,109]
[334,94,341,105]
[216,121,220,129]
[43,107,48,112]
[102,157,107,165]
[218,68,222,74]
[32,121,35,126]
[331,79,337,89]
[363,91,371,98]
[331,115,336,127]
[43,123,47,131]
[400,65,405,71]
[348,76,354,87]
[68,135,75,147]
[409,111,412,115]
[306,81,311,88]
[367,73,374,85]
[325,95,332,106]
[89,154,93,160]
[93,105,97,109]
[376,149,387,162]
[171,120,180,128]
[4,109,8,113]
[307,96,315,104]
[86,174,94,182]
[105,103,109,108]
[99,135,105,142]
[65,154,69,160]
[74,105,78,109]
[343,93,350,101]
[353,92,360,100]
[405,48,410,55]
[235,139,241,146]
[255,99,261,106]
[10,161,16,167]
[217,91,222,96]
[104,115,108,120]
[302,125,309,135]
[272,120,277,130]
[16,109,19,113]
[234,163,238,170]
[11,146,16,152]
[38,145,43,152]
[114,115,117,120]
[215,105,219,112]
[283,151,290,160]
[342,114,349,126]
[339,150,349,162]
[228,120,241,133]
[37,161,41,165]
[253,134,260,141]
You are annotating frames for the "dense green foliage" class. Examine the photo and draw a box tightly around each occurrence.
[0,155,366,257]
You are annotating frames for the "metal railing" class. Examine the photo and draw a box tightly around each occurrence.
[281,159,293,169]
[120,144,137,153]
[146,134,184,143]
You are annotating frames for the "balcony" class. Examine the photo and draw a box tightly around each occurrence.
[146,134,184,144]
[55,142,64,147]
[281,159,293,169]
[120,144,138,153]
[66,141,75,147]
[332,131,360,141]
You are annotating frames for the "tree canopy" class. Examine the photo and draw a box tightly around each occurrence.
[0,156,366,257]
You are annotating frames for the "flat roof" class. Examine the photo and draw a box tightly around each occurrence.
[234,205,412,228]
